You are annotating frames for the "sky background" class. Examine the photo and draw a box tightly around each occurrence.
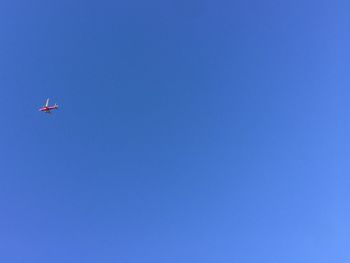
[0,0,349,262]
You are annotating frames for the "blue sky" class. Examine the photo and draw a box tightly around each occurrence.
[0,0,349,262]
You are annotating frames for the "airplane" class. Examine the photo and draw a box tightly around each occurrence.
[39,98,59,113]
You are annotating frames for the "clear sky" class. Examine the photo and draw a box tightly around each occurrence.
[0,0,349,262]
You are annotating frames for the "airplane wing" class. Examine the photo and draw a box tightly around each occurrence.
[45,98,49,107]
